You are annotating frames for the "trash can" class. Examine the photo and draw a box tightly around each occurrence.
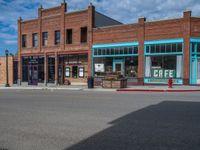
[88,76,94,88]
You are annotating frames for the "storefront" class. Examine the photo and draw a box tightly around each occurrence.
[58,54,88,85]
[22,56,44,85]
[92,42,138,85]
[21,54,88,85]
[144,39,183,84]
[190,38,200,85]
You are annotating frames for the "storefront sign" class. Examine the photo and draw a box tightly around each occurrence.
[95,64,105,72]
[67,61,82,65]
[28,58,38,65]
[151,69,176,78]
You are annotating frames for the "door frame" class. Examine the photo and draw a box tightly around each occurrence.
[28,65,38,85]
[113,59,125,76]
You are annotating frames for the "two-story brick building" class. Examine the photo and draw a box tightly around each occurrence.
[16,1,200,86]
[18,2,121,86]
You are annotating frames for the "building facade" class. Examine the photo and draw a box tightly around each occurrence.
[17,2,200,86]
[0,56,16,86]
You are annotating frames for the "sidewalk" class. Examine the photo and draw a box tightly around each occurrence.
[0,85,116,92]
[117,85,200,92]
[1,85,200,92]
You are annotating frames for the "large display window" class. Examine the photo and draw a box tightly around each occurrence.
[145,55,182,79]
[93,43,139,81]
[22,56,44,84]
[190,41,200,84]
[144,40,183,84]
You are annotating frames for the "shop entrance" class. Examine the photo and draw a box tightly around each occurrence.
[28,65,38,85]
[113,59,125,76]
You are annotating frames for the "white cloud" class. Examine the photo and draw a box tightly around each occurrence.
[4,40,17,45]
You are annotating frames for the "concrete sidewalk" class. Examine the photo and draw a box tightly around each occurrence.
[117,85,200,92]
[0,85,116,92]
[1,85,200,92]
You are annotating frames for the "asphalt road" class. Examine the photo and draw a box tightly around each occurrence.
[0,89,200,150]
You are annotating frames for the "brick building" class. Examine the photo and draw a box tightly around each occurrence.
[0,56,15,86]
[16,1,200,86]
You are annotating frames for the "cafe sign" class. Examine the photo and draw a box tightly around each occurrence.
[151,69,176,78]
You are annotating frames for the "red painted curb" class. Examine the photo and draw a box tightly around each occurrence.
[116,89,200,92]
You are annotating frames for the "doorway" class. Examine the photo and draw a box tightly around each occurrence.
[28,65,38,85]
[113,59,125,76]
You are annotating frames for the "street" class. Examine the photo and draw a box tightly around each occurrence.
[0,90,200,150]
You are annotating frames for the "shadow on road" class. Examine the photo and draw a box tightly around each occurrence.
[65,101,200,150]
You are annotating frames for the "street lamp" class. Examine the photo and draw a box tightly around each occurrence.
[5,49,10,87]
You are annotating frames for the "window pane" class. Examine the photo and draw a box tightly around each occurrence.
[42,32,48,46]
[150,45,155,53]
[146,46,150,53]
[111,48,115,55]
[166,44,171,52]
[124,47,128,54]
[156,45,160,53]
[172,44,176,52]
[191,43,195,53]
[55,31,60,45]
[134,46,138,54]
[66,29,72,44]
[32,33,38,47]
[98,49,101,55]
[120,48,123,54]
[22,34,26,48]
[197,43,200,52]
[94,49,98,55]
[161,44,165,53]
[129,47,133,54]
[115,48,119,55]
[177,43,182,52]
[102,49,106,55]
[80,27,87,43]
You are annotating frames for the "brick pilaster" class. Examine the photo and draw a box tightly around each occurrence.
[17,17,22,85]
[55,52,58,85]
[60,1,67,51]
[87,3,95,77]
[44,53,48,85]
[38,6,43,52]
[183,10,191,85]
[138,17,146,85]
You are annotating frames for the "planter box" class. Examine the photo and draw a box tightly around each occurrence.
[102,79,127,88]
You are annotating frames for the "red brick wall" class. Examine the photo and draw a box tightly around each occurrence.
[0,56,13,85]
[93,24,138,44]
[191,17,200,37]
[42,6,61,17]
[19,4,91,56]
[144,19,183,40]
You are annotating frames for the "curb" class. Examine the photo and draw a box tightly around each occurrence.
[117,89,200,92]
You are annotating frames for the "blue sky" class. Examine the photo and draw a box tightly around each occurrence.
[0,0,200,56]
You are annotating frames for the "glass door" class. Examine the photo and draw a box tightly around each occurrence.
[28,65,38,85]
[113,59,125,76]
